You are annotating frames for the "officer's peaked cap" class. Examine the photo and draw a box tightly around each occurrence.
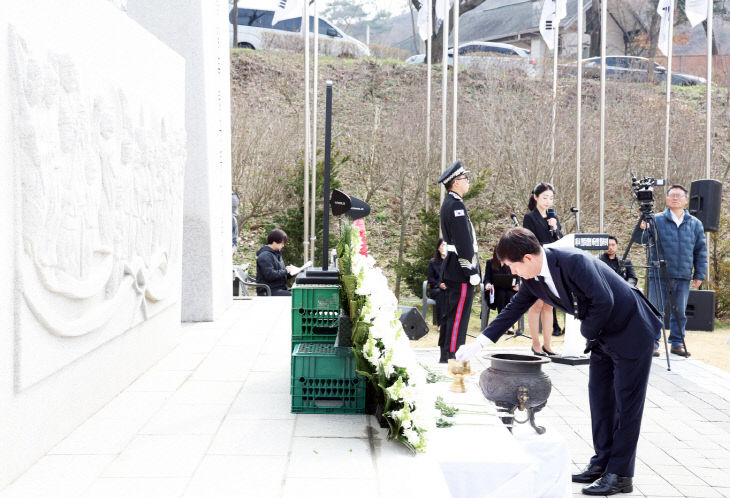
[437,160,469,185]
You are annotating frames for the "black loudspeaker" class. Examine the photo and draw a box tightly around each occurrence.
[398,306,429,340]
[663,289,715,331]
[688,179,722,232]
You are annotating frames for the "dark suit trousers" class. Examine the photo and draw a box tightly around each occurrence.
[444,281,474,354]
[588,340,653,477]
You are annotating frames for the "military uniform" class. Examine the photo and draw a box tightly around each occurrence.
[438,161,481,362]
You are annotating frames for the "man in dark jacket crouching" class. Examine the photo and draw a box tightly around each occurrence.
[256,229,295,296]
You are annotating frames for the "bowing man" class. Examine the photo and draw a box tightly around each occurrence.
[457,228,661,497]
[437,160,481,362]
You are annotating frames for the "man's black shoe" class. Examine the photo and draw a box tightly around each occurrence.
[571,464,604,484]
[552,328,564,336]
[582,473,633,495]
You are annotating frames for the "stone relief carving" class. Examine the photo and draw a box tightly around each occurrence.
[10,28,185,339]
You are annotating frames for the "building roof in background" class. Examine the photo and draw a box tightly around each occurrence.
[455,0,591,44]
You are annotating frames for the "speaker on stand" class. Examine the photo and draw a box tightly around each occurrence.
[688,179,722,232]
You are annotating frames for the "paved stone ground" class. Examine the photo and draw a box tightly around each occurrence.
[2,299,729,498]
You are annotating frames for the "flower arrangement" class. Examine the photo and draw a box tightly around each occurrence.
[337,223,436,453]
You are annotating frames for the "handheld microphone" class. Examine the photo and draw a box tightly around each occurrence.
[510,213,519,227]
[546,209,557,236]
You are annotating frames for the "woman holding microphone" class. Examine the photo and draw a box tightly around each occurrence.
[523,182,562,356]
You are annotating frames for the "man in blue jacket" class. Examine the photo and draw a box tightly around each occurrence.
[457,228,662,496]
[638,184,707,357]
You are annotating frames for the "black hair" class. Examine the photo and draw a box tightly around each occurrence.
[527,182,555,211]
[607,235,618,244]
[496,228,541,263]
[491,246,502,271]
[667,184,688,197]
[445,178,456,190]
[267,228,288,245]
[432,238,445,262]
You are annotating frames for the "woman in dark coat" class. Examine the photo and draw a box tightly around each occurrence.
[522,182,563,355]
[484,248,519,316]
[427,238,449,363]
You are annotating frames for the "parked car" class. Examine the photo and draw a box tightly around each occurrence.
[405,41,536,77]
[229,8,370,58]
[562,56,706,86]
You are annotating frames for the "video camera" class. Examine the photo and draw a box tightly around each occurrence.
[630,173,666,213]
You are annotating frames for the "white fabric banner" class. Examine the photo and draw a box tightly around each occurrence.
[657,0,672,56]
[417,0,431,41]
[539,0,567,50]
[685,0,708,27]
[272,0,302,26]
[435,0,450,26]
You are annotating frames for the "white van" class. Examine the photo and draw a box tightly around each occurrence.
[229,8,370,58]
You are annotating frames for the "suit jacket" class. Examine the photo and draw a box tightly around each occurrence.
[523,209,562,245]
[440,191,480,283]
[483,247,661,359]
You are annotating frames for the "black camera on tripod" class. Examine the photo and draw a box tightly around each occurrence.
[630,173,666,213]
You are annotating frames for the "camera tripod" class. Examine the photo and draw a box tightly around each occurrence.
[622,209,690,371]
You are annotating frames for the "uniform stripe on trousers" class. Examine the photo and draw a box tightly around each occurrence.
[450,283,467,352]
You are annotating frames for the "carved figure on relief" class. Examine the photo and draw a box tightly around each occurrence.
[9,28,185,338]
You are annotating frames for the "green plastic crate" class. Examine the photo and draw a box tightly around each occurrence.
[291,309,339,345]
[290,343,365,414]
[291,285,340,312]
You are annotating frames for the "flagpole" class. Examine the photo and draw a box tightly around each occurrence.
[576,0,583,231]
[440,0,449,207]
[599,0,606,232]
[302,0,310,263]
[705,2,712,180]
[706,1,713,283]
[452,0,459,162]
[310,1,319,263]
[663,0,675,181]
[426,0,432,211]
[550,18,559,177]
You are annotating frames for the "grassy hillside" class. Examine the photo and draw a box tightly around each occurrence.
[230,49,730,310]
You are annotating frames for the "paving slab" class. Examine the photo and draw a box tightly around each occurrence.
[1,298,729,498]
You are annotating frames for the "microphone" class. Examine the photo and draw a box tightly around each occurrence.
[570,206,579,213]
[546,209,557,236]
[510,213,519,227]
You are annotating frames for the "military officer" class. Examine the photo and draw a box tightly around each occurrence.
[437,160,481,363]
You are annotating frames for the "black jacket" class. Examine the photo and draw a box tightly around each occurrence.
[599,253,638,287]
[523,209,562,245]
[255,246,290,295]
[427,258,444,291]
[484,260,518,310]
[439,191,480,283]
[482,247,661,359]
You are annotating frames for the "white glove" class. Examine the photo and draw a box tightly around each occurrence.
[469,273,481,286]
[455,334,492,362]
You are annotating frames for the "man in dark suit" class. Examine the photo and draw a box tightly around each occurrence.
[457,228,661,496]
[437,160,481,362]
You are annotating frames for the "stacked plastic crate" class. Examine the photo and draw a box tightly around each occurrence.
[290,284,365,413]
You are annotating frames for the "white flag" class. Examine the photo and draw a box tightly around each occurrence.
[272,0,302,27]
[539,0,567,50]
[435,0,451,26]
[685,0,708,27]
[417,0,431,41]
[657,0,672,56]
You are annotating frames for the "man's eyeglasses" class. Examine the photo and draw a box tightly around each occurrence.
[667,193,686,199]
[455,175,469,182]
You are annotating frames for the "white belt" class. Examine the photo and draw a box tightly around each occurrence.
[446,244,457,253]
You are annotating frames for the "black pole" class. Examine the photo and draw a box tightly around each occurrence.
[322,81,333,271]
